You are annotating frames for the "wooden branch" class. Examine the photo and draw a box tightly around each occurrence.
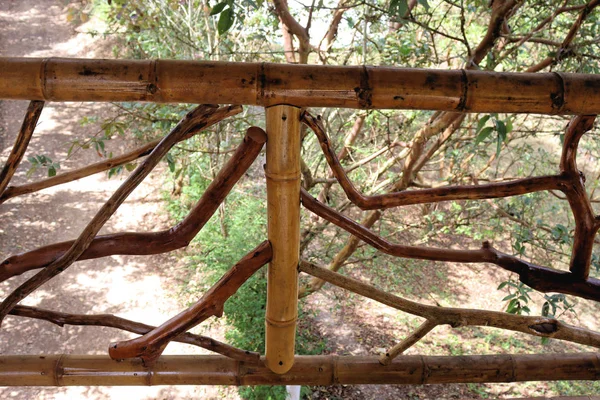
[0,104,242,204]
[0,105,219,326]
[303,110,600,297]
[9,305,259,363]
[0,101,44,195]
[316,113,365,205]
[557,115,598,279]
[0,125,267,282]
[526,0,600,72]
[3,58,600,113]
[108,240,272,364]
[272,0,310,63]
[379,320,436,365]
[300,189,600,301]
[1,353,600,386]
[302,111,562,210]
[468,0,519,66]
[299,208,381,298]
[299,260,600,349]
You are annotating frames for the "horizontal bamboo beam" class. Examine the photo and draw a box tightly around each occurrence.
[1,58,600,113]
[0,353,598,386]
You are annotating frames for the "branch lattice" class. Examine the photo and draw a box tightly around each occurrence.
[1,100,599,383]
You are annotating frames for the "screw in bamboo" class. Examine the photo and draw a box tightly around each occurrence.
[264,105,302,374]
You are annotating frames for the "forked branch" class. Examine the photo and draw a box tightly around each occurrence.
[0,125,267,282]
[0,105,225,325]
[302,111,600,297]
[9,305,259,363]
[299,261,600,364]
[109,241,272,364]
[0,104,242,204]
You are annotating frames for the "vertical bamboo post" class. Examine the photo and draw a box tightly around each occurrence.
[265,105,301,374]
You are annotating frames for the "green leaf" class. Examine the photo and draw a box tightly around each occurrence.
[166,153,175,172]
[502,293,516,301]
[497,281,508,290]
[417,0,430,11]
[505,118,513,133]
[475,126,493,144]
[476,115,490,134]
[217,8,234,34]
[48,166,57,177]
[541,302,550,317]
[210,1,228,15]
[389,0,409,17]
[125,163,136,172]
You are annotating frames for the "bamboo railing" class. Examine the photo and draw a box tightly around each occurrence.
[1,57,600,385]
[1,58,600,113]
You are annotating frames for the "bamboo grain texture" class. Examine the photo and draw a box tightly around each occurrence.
[0,353,598,386]
[2,58,600,113]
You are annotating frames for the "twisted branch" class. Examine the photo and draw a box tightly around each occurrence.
[0,105,242,204]
[109,241,272,365]
[0,125,267,282]
[300,188,600,301]
[302,110,600,297]
[0,105,224,326]
[9,305,259,363]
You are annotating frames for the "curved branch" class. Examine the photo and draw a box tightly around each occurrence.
[300,261,600,352]
[468,0,519,67]
[0,101,44,195]
[0,126,267,282]
[558,115,598,278]
[9,305,260,363]
[526,0,600,72]
[0,105,243,204]
[300,188,600,301]
[303,111,562,210]
[0,105,229,326]
[109,240,272,364]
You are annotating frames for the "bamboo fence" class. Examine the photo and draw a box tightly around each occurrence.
[0,57,600,385]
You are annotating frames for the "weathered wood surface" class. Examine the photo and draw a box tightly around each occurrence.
[109,241,272,364]
[0,353,598,386]
[0,123,267,281]
[2,58,600,113]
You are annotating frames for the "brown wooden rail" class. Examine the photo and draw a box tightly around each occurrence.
[2,58,600,113]
[0,353,599,386]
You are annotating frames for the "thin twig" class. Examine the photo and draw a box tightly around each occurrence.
[9,305,260,363]
[0,101,44,195]
[0,105,224,326]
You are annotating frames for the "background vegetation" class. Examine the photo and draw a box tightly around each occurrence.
[57,0,600,397]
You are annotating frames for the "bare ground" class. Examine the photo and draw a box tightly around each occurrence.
[0,1,230,398]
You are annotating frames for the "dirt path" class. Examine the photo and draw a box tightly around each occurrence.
[0,1,225,398]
